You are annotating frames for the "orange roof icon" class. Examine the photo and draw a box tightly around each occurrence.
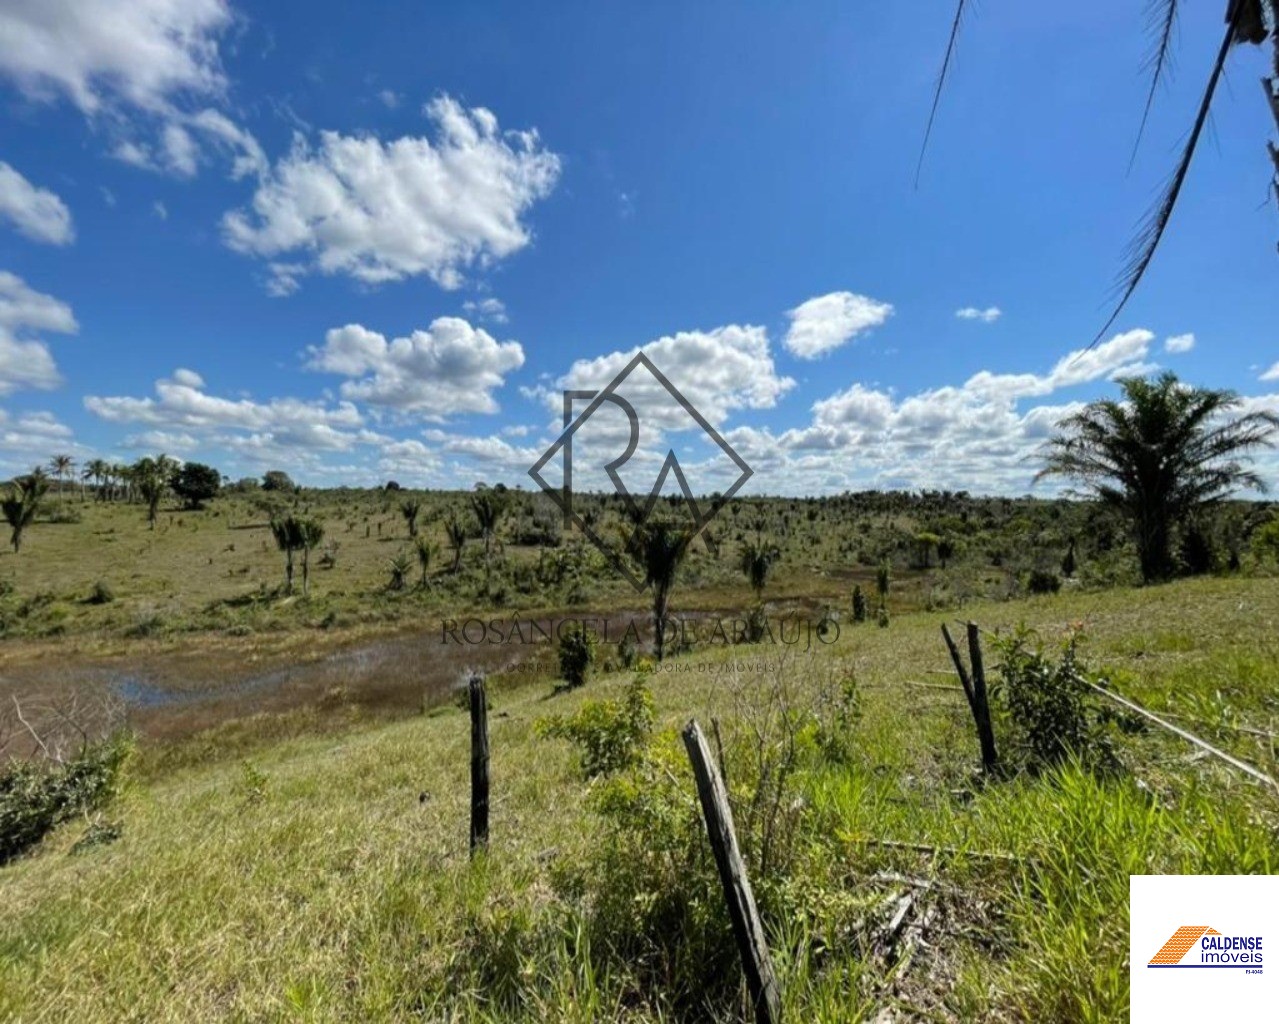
[1149,926,1220,965]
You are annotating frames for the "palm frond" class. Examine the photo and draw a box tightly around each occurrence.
[915,0,971,188]
[1090,17,1238,349]
[1128,0,1182,172]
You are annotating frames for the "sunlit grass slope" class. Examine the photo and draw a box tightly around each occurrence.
[2,576,1277,1022]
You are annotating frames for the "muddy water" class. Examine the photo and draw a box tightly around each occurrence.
[0,610,665,746]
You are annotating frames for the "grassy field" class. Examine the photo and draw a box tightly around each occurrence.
[2,485,1211,647]
[2,575,1277,1022]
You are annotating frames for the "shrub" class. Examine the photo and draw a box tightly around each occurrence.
[557,622,599,689]
[876,605,889,628]
[387,551,412,591]
[991,627,1120,775]
[1179,523,1215,576]
[0,734,133,863]
[536,676,654,778]
[851,584,868,623]
[1027,569,1062,595]
[617,632,638,669]
[88,580,115,605]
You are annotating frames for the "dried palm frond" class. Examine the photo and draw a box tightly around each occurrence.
[915,0,971,188]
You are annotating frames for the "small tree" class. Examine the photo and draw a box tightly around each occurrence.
[937,537,955,569]
[400,499,422,538]
[1061,537,1077,578]
[298,518,325,596]
[914,531,941,569]
[445,512,470,572]
[262,470,296,492]
[558,622,599,689]
[132,458,166,530]
[851,584,868,623]
[739,535,780,597]
[1,473,48,553]
[269,516,305,593]
[414,535,436,588]
[387,551,412,591]
[1179,522,1215,576]
[171,462,221,510]
[470,487,507,571]
[1252,516,1279,564]
[875,561,890,612]
[632,517,693,662]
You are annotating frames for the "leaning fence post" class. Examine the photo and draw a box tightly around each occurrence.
[965,622,998,773]
[468,672,489,857]
[941,623,998,774]
[682,719,781,1024]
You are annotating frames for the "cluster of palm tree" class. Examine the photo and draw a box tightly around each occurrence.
[269,515,326,596]
[78,456,180,505]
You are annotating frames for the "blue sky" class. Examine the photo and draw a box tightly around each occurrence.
[0,1,1276,495]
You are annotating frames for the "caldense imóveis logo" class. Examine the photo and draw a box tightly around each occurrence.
[1147,925,1263,968]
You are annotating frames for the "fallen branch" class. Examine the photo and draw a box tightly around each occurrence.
[849,835,1028,864]
[12,697,52,761]
[1149,707,1279,742]
[1089,682,1279,794]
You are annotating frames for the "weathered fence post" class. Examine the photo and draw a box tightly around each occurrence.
[469,672,489,857]
[941,623,998,773]
[682,719,781,1024]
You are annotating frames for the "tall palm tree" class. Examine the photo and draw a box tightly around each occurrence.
[921,2,1278,342]
[1,473,48,553]
[632,517,694,662]
[83,458,108,501]
[1037,372,1278,583]
[48,454,74,501]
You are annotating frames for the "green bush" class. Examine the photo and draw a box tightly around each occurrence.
[851,584,868,623]
[0,734,133,863]
[557,622,599,689]
[536,676,654,778]
[991,627,1120,775]
[88,580,115,605]
[1027,569,1062,594]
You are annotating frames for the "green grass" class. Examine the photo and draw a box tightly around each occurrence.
[2,575,1277,1021]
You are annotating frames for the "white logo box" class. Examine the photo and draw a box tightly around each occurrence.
[1130,874,1279,1022]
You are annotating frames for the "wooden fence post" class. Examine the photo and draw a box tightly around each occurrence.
[469,672,489,857]
[965,622,998,773]
[682,719,781,1024]
[941,623,998,773]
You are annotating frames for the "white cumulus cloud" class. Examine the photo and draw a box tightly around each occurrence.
[956,306,1002,323]
[0,162,74,245]
[784,291,894,359]
[0,271,78,395]
[222,96,561,293]
[307,317,525,418]
[1164,333,1195,354]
